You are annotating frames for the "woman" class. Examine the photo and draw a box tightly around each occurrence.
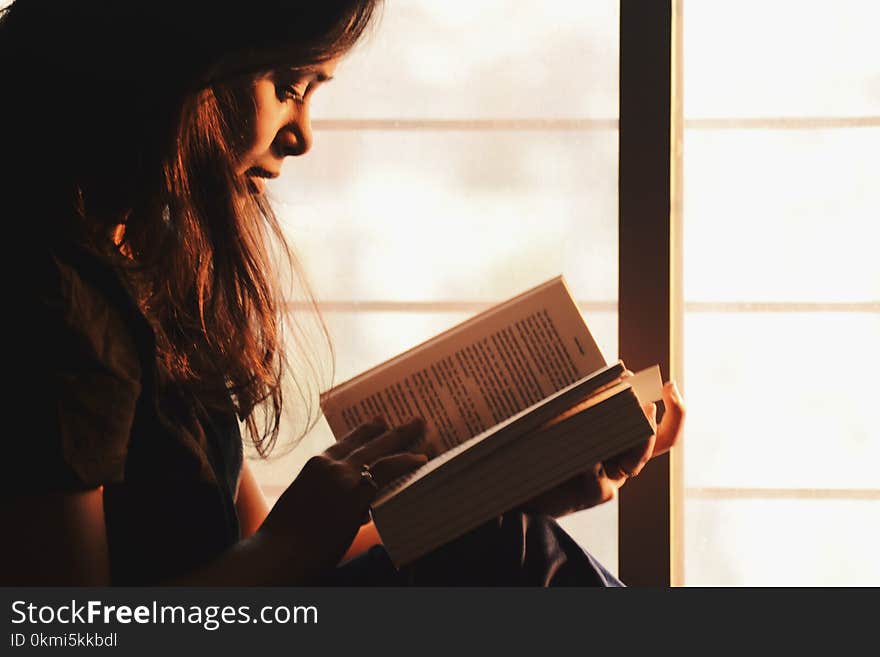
[0,0,684,585]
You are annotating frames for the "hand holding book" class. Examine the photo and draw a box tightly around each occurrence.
[520,371,685,519]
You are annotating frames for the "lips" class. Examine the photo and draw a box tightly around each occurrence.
[245,166,279,194]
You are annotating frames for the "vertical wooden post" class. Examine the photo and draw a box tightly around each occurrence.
[618,0,678,586]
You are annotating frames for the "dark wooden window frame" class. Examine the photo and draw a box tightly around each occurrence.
[618,0,683,586]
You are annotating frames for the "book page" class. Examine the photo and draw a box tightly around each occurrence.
[320,276,607,454]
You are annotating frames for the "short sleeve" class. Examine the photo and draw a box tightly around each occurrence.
[12,249,143,492]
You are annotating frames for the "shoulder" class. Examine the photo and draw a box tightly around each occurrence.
[10,241,147,491]
[28,241,145,382]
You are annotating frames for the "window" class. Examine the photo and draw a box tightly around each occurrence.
[680,0,880,585]
[19,0,873,584]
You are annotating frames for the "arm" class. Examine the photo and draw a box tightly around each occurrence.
[235,460,271,539]
[0,419,428,586]
[236,457,383,561]
[0,490,321,586]
[0,488,111,585]
[186,419,426,583]
[0,488,293,586]
[341,521,382,563]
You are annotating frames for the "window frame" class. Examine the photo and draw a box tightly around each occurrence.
[617,0,682,586]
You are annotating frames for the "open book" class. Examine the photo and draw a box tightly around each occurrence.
[320,276,662,567]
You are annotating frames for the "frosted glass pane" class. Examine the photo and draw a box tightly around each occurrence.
[684,0,880,117]
[269,130,618,303]
[683,129,880,303]
[685,498,880,586]
[313,0,619,119]
[683,313,879,490]
[682,0,879,590]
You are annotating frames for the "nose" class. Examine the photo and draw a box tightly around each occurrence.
[280,107,313,158]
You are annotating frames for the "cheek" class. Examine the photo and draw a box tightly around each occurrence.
[250,107,280,153]
[237,82,284,169]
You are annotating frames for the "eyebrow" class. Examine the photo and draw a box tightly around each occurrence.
[287,67,334,83]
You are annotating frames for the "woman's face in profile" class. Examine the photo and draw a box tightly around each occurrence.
[235,57,340,194]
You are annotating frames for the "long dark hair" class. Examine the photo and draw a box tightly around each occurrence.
[0,0,382,455]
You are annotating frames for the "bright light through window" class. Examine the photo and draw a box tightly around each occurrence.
[681,0,880,585]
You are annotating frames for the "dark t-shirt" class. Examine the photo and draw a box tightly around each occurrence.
[13,240,242,584]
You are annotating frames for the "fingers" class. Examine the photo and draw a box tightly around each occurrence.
[601,379,684,479]
[590,462,622,502]
[525,465,617,517]
[642,401,658,430]
[603,431,656,480]
[327,417,388,459]
[369,452,429,488]
[351,451,428,517]
[654,380,685,456]
[348,418,426,466]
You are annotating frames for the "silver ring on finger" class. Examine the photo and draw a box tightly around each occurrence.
[360,463,379,490]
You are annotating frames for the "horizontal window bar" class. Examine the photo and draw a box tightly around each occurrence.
[312,118,618,131]
[285,301,878,313]
[288,300,616,313]
[684,116,880,130]
[686,487,880,501]
[684,301,880,313]
[311,116,880,131]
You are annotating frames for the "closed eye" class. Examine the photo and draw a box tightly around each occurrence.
[275,68,333,104]
[281,82,308,103]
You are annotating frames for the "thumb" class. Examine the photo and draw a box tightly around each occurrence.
[642,401,657,430]
[654,380,685,456]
